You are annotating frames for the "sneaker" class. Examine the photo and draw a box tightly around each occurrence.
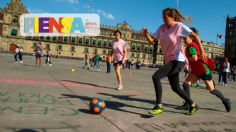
[176,102,190,110]
[116,85,123,90]
[49,64,52,66]
[149,104,164,115]
[187,104,198,115]
[19,61,23,63]
[223,98,231,112]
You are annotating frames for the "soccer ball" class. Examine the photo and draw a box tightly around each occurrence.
[71,68,75,72]
[89,98,106,113]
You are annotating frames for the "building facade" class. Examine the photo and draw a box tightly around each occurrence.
[0,0,224,65]
[225,16,236,65]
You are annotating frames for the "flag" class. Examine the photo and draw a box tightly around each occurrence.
[217,33,222,39]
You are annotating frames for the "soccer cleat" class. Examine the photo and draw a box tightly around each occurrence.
[187,104,198,115]
[149,104,164,115]
[176,102,190,110]
[223,98,231,112]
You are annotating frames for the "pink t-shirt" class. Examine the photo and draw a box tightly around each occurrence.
[154,22,192,63]
[112,39,126,63]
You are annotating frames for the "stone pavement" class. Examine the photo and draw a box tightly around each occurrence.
[0,53,236,132]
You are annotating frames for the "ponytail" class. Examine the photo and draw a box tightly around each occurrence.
[163,8,192,23]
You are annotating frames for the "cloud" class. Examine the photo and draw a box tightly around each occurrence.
[97,9,115,20]
[53,0,79,4]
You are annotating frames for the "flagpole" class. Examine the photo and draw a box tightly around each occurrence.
[176,0,179,9]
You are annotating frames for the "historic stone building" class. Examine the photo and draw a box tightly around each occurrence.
[0,0,224,65]
[225,16,236,65]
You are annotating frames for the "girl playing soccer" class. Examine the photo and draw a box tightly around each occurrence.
[142,7,202,115]
[177,28,231,112]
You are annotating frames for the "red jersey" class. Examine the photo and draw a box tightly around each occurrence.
[185,41,207,77]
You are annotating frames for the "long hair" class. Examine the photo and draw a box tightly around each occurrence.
[163,7,192,23]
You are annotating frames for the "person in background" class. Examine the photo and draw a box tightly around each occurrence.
[106,51,112,73]
[45,49,52,66]
[83,53,91,69]
[93,53,101,71]
[14,45,20,63]
[222,58,230,86]
[35,42,43,67]
[19,46,24,63]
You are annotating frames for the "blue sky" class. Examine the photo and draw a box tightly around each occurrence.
[1,0,236,45]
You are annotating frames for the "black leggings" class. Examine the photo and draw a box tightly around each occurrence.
[152,61,193,105]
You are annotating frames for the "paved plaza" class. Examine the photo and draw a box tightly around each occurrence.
[0,53,236,132]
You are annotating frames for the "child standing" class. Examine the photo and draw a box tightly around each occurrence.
[106,51,112,73]
[14,45,20,63]
[45,49,52,66]
[35,42,43,67]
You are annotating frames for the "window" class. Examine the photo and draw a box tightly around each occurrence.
[92,38,97,46]
[98,39,102,46]
[144,45,149,52]
[105,31,109,35]
[84,47,89,53]
[150,47,154,53]
[131,53,135,58]
[143,54,146,59]
[40,36,44,40]
[70,46,75,52]
[137,54,140,58]
[53,36,58,41]
[64,36,68,42]
[136,44,141,51]
[93,48,97,54]
[102,49,107,55]
[103,40,108,47]
[79,37,83,45]
[58,45,63,51]
[132,44,136,51]
[72,37,76,44]
[11,29,17,36]
[46,36,50,40]
[85,37,90,45]
[100,30,104,35]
